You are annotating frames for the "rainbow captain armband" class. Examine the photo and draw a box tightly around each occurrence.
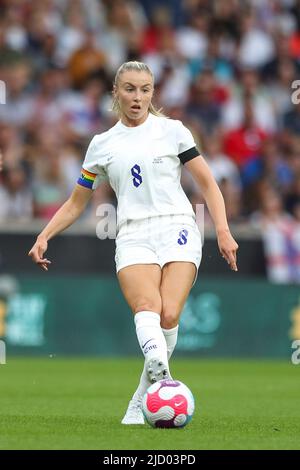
[77,168,97,189]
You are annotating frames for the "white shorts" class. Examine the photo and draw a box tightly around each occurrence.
[115,214,202,284]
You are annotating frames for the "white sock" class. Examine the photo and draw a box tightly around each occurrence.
[134,311,168,365]
[132,325,178,401]
[132,311,169,401]
[162,325,179,360]
[132,362,150,401]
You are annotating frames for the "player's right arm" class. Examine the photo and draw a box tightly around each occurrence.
[28,184,93,271]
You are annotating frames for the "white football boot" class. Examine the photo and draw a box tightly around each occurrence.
[121,397,145,425]
[146,357,171,384]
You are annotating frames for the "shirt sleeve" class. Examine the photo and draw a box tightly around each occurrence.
[77,137,108,190]
[176,121,200,165]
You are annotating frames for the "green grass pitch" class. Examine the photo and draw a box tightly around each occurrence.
[0,357,300,450]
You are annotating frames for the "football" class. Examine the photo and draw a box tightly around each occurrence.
[142,379,195,428]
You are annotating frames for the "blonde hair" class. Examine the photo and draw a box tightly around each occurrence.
[111,61,164,117]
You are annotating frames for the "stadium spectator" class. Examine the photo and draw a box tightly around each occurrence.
[26,66,66,136]
[54,7,87,67]
[251,182,300,283]
[238,7,275,69]
[222,67,277,133]
[218,177,243,224]
[283,101,300,138]
[241,138,294,195]
[68,30,107,89]
[286,174,300,221]
[262,30,300,81]
[175,7,210,62]
[0,163,33,221]
[0,59,33,128]
[269,58,297,122]
[32,157,69,221]
[202,132,241,191]
[0,122,23,168]
[185,68,222,135]
[223,94,268,168]
[60,73,108,144]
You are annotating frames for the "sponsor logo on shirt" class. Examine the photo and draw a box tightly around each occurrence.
[152,157,163,164]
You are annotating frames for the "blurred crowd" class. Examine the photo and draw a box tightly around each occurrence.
[0,0,300,241]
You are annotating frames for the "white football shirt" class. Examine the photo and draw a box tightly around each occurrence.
[78,113,199,228]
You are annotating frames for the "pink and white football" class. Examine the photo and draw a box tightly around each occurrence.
[142,379,195,428]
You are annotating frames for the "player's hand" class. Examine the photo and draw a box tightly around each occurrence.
[217,229,239,272]
[28,236,51,271]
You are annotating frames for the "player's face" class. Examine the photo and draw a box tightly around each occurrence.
[115,71,154,126]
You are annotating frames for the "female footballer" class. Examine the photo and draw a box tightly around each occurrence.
[28,61,238,425]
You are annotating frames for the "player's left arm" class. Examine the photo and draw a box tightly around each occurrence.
[185,155,239,271]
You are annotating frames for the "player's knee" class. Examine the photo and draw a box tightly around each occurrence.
[161,304,180,329]
[133,297,162,314]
